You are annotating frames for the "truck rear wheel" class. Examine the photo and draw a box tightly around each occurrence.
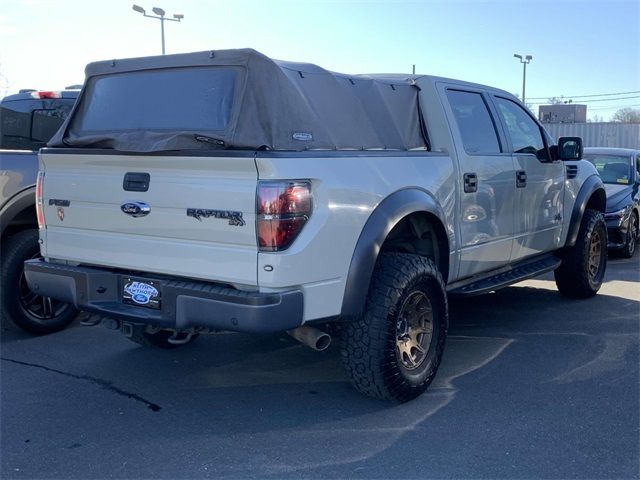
[555,209,607,298]
[1,229,77,334]
[341,253,447,402]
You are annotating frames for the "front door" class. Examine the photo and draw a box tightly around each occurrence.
[491,96,564,260]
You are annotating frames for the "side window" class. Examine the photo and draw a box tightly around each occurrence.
[0,102,33,149]
[31,107,70,143]
[0,98,75,150]
[446,90,501,154]
[494,97,546,159]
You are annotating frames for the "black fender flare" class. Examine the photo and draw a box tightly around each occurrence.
[0,186,36,238]
[340,188,449,320]
[565,174,606,247]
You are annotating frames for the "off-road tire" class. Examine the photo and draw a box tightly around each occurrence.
[127,325,197,349]
[341,253,448,402]
[1,229,77,334]
[554,209,607,298]
[621,212,638,259]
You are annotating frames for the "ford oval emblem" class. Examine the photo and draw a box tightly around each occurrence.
[121,201,151,218]
[132,293,150,304]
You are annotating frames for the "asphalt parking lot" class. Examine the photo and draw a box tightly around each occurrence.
[1,255,638,479]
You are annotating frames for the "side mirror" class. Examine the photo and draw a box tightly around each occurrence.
[557,137,583,161]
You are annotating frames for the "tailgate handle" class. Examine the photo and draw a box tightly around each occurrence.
[123,172,150,192]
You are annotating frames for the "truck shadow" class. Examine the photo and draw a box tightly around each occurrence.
[1,260,637,477]
[47,279,640,396]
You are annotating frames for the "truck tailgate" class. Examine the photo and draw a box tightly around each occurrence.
[40,152,258,287]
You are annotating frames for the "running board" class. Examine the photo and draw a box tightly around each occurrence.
[447,255,561,296]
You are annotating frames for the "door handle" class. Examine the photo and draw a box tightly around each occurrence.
[516,170,527,188]
[463,173,478,193]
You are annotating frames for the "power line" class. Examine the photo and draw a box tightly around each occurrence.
[588,103,640,111]
[527,90,640,100]
[529,95,640,105]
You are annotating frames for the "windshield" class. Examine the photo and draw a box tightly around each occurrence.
[74,66,239,134]
[583,154,632,185]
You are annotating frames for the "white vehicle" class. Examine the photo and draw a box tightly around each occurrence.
[25,49,607,401]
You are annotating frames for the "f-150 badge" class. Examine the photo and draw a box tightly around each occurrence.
[187,208,245,226]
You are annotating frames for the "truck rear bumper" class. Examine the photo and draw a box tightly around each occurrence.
[23,259,304,333]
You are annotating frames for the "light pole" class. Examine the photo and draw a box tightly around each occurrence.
[513,54,532,104]
[132,4,184,55]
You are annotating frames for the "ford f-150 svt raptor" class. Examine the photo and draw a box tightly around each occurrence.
[24,49,606,401]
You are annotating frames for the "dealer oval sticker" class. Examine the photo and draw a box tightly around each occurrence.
[124,281,158,306]
[292,132,313,141]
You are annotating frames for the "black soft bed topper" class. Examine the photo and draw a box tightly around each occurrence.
[49,48,429,153]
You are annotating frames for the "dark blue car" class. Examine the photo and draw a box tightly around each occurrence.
[584,147,640,257]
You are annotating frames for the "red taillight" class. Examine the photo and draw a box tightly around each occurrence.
[31,91,61,99]
[35,171,45,229]
[257,180,312,251]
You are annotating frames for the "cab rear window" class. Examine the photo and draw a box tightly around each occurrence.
[75,67,239,134]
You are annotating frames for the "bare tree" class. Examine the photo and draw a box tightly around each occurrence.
[0,63,10,99]
[611,108,640,123]
[546,96,573,105]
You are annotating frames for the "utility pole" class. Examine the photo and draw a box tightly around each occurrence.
[132,5,184,55]
[513,54,533,103]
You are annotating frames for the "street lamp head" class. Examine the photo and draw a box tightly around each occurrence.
[133,4,182,55]
[513,54,522,60]
[525,55,533,61]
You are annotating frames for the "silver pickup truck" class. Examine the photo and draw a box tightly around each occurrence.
[1,89,79,334]
[24,49,606,401]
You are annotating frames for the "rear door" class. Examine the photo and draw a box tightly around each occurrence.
[441,85,516,278]
[40,151,259,286]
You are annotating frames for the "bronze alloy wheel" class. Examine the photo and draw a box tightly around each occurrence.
[395,291,433,370]
[554,209,608,298]
[588,230,603,282]
[341,253,447,401]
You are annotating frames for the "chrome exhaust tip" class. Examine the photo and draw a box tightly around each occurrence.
[287,325,331,351]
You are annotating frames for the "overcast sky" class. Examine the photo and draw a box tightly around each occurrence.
[1,0,638,120]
